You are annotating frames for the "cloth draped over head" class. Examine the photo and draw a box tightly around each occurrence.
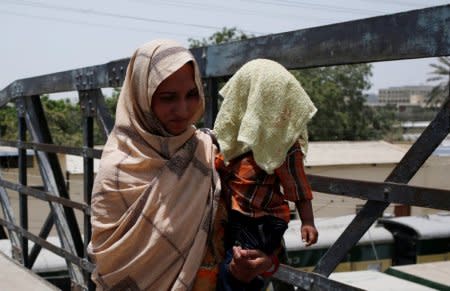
[214,58,317,174]
[88,39,221,291]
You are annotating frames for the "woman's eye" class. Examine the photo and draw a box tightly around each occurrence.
[187,89,199,99]
[158,94,176,102]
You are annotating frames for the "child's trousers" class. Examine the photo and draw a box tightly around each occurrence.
[217,210,288,291]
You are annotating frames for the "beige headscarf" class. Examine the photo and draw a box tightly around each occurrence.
[88,39,220,291]
[214,59,317,173]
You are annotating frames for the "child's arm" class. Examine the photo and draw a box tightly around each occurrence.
[275,142,319,246]
[295,199,318,247]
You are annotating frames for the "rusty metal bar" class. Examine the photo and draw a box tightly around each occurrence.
[0,58,129,107]
[307,175,450,210]
[16,97,29,267]
[79,90,96,289]
[0,139,102,159]
[0,179,89,211]
[79,91,95,243]
[203,5,450,77]
[273,264,364,291]
[0,178,22,261]
[204,78,219,128]
[0,218,95,272]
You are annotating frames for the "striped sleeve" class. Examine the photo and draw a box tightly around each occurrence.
[274,142,313,201]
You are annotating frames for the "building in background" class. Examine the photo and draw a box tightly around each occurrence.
[367,85,440,123]
[378,85,433,106]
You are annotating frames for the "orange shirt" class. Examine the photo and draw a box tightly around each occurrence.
[215,142,313,223]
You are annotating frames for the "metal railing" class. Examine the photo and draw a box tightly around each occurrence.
[0,4,449,291]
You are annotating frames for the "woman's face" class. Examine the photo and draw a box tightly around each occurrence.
[151,63,200,135]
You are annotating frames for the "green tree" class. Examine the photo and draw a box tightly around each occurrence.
[106,88,120,118]
[41,96,83,146]
[188,27,252,48]
[0,103,18,140]
[0,96,82,145]
[294,65,396,141]
[427,56,450,106]
[0,91,120,146]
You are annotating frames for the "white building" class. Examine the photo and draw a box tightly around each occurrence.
[378,85,433,106]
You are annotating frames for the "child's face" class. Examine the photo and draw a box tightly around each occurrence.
[151,63,200,135]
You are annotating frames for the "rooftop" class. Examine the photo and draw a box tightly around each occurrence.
[305,140,408,167]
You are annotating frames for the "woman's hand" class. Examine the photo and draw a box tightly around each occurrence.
[228,246,273,283]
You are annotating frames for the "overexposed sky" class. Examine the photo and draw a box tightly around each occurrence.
[0,0,448,95]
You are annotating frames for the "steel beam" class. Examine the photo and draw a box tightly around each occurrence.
[0,58,129,107]
[17,97,29,267]
[204,78,219,129]
[273,264,364,291]
[0,140,102,159]
[307,175,450,210]
[0,178,22,261]
[79,90,96,290]
[0,218,94,272]
[23,95,85,287]
[0,179,88,211]
[204,5,450,77]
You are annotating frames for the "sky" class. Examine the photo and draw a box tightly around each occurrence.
[0,0,449,97]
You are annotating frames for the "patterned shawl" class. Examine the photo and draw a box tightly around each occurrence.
[88,39,221,291]
[214,59,317,174]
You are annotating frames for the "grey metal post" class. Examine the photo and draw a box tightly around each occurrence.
[16,97,29,267]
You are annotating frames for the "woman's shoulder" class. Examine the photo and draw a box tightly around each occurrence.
[198,128,219,149]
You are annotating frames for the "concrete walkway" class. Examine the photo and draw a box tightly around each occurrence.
[0,251,59,290]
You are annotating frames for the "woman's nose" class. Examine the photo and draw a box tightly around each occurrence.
[175,98,189,116]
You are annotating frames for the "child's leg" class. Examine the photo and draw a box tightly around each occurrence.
[261,215,288,254]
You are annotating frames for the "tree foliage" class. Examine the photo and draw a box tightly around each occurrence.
[294,65,396,141]
[427,56,450,106]
[0,92,120,147]
[41,96,83,146]
[188,27,252,48]
[0,103,17,141]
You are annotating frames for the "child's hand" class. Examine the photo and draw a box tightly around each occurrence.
[301,224,318,247]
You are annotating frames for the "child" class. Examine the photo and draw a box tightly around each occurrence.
[213,59,318,291]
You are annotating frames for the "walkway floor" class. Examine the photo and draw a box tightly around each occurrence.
[0,251,59,290]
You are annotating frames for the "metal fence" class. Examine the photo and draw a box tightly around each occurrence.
[0,4,449,291]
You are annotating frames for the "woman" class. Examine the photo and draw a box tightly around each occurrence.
[88,39,271,291]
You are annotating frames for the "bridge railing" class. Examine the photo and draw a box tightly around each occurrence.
[0,4,449,291]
